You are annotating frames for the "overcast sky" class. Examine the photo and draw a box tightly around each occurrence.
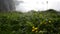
[16,0,60,12]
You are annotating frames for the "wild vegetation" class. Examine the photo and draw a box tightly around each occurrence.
[0,9,60,34]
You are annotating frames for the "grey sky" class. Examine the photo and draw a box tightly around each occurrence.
[16,0,60,12]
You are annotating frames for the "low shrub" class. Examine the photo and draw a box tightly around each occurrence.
[0,9,60,34]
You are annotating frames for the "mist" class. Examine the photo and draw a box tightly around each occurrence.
[0,0,60,12]
[16,0,60,12]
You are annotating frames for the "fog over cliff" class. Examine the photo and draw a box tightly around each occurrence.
[0,0,15,11]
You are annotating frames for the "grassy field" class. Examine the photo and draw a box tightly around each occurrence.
[0,9,60,34]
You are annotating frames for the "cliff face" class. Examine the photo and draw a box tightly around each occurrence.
[0,0,15,11]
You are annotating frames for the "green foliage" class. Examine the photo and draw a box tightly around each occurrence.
[0,9,60,34]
